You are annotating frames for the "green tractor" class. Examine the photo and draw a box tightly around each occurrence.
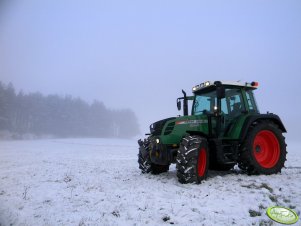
[138,81,287,183]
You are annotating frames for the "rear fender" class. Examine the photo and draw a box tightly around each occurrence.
[239,114,286,142]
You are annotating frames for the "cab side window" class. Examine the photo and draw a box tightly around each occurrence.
[246,90,259,113]
[226,89,245,117]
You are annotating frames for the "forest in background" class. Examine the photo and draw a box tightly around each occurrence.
[0,81,140,139]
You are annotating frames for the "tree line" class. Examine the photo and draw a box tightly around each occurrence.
[0,81,140,139]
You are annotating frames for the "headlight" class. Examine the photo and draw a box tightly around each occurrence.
[156,139,160,144]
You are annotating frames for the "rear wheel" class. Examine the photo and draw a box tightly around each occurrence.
[176,136,209,184]
[138,138,169,174]
[238,121,287,174]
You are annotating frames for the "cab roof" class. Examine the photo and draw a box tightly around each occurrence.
[192,81,258,93]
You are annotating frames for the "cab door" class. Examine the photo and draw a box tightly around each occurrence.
[221,88,246,136]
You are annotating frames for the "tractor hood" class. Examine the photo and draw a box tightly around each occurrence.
[150,117,176,136]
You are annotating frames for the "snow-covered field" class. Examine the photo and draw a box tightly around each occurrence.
[0,138,300,226]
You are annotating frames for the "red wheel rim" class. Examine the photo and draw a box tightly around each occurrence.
[253,130,280,168]
[198,148,207,177]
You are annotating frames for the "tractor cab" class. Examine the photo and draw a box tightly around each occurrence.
[188,81,259,138]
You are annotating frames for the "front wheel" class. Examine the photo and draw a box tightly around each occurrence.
[176,136,209,184]
[238,121,287,175]
[138,138,169,174]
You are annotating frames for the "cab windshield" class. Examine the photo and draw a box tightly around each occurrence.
[193,90,217,115]
[193,88,251,116]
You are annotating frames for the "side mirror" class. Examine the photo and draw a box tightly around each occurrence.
[177,99,182,111]
[216,86,225,99]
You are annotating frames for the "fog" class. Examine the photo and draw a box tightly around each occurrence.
[0,1,300,140]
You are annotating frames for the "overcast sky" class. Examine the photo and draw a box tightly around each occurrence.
[0,0,300,140]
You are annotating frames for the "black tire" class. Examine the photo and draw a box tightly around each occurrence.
[138,138,169,174]
[138,138,152,173]
[176,135,209,184]
[238,120,287,175]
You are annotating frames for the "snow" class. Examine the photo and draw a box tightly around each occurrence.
[0,138,300,226]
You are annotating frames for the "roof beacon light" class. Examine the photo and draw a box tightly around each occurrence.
[251,81,259,87]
